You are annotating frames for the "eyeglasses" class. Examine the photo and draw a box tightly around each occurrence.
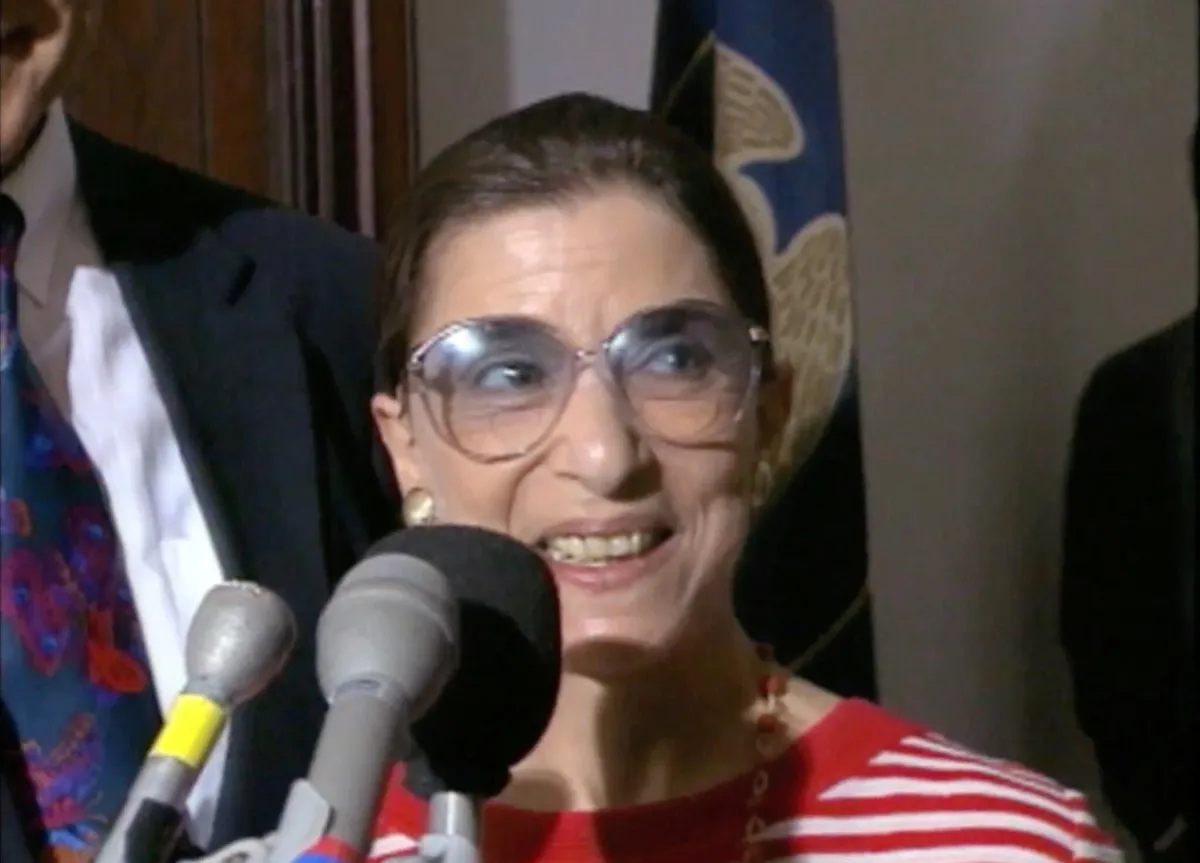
[405,300,769,462]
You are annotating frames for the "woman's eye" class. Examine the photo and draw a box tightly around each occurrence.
[471,360,546,391]
[644,341,713,376]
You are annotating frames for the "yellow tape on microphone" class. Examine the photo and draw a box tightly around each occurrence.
[149,693,228,769]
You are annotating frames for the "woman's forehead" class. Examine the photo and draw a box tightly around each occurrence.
[415,189,729,343]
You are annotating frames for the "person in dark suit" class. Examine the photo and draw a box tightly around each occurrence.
[1059,121,1196,863]
[1060,309,1194,863]
[1061,83,1198,857]
[0,1,393,859]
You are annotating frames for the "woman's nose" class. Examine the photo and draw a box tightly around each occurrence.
[549,372,651,499]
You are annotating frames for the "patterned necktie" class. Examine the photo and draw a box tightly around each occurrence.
[0,193,162,861]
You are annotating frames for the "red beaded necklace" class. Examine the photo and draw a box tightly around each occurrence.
[742,643,790,863]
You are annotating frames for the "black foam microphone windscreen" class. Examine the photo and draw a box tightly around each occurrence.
[369,524,562,799]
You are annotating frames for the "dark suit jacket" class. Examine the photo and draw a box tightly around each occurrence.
[1060,311,1195,861]
[1,125,396,858]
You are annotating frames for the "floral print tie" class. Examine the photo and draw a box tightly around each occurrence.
[0,193,162,862]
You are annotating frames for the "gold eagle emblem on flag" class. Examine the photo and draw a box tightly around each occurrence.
[663,37,855,494]
[656,35,867,674]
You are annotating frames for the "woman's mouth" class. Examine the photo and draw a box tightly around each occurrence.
[536,526,676,592]
[540,528,670,565]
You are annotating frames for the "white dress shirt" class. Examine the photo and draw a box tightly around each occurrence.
[1,101,229,848]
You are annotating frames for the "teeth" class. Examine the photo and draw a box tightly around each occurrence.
[544,531,660,565]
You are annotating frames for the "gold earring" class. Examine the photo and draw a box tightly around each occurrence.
[751,459,774,509]
[402,487,436,525]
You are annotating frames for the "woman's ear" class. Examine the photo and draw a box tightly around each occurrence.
[371,392,424,495]
[756,359,794,465]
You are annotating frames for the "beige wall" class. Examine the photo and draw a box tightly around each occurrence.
[413,0,1198,850]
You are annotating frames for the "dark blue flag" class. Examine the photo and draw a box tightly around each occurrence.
[652,0,876,699]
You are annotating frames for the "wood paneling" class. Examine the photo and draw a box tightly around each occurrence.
[366,0,413,235]
[66,0,206,174]
[201,0,272,196]
[63,0,415,233]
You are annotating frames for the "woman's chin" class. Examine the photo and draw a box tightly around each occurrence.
[560,631,678,680]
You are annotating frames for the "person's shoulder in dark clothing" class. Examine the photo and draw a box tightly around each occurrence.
[72,120,381,307]
[1061,309,1194,861]
[72,122,386,431]
[1077,312,1194,418]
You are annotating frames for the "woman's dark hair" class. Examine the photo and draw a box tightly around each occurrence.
[375,92,772,392]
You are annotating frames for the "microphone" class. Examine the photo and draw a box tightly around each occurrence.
[268,535,460,862]
[397,525,561,863]
[95,581,298,863]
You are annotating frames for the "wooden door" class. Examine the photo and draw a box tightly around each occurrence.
[65,0,414,237]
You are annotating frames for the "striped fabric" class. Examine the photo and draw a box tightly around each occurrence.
[368,699,1123,862]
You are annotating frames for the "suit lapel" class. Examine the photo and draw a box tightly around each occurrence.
[71,125,330,842]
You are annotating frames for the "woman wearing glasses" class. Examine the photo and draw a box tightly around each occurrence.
[366,94,1121,862]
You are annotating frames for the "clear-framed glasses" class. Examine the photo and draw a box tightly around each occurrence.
[405,300,770,462]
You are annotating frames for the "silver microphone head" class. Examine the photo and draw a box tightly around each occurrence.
[315,552,458,720]
[184,581,298,705]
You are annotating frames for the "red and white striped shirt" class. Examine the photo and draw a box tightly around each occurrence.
[368,699,1123,862]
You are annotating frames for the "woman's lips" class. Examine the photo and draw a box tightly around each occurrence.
[541,532,678,593]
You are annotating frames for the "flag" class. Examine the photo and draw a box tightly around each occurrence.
[652,0,876,698]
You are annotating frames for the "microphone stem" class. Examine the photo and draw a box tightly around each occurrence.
[428,792,479,844]
[308,689,411,850]
[420,792,481,863]
[94,758,196,863]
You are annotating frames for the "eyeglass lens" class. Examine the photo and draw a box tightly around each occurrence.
[414,302,761,459]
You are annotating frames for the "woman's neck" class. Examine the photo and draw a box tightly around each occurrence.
[503,618,769,811]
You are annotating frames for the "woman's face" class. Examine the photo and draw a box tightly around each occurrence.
[373,186,788,678]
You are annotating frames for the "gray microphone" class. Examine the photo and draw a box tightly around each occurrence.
[267,550,459,861]
[95,581,298,863]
